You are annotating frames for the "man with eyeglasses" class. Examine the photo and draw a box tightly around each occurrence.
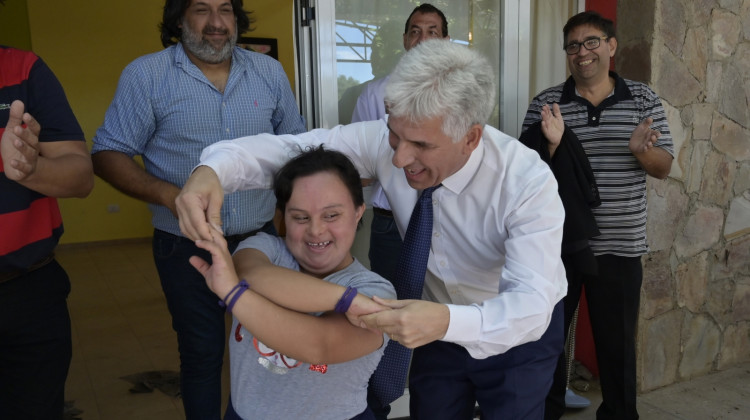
[522,11,674,420]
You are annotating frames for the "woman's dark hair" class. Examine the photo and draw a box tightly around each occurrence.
[159,0,254,48]
[274,146,365,228]
[563,11,616,44]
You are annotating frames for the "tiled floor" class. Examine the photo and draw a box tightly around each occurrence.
[58,239,750,420]
[58,238,231,420]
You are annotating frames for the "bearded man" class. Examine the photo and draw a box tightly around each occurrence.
[91,1,305,418]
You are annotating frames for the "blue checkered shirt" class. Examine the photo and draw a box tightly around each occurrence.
[92,43,305,236]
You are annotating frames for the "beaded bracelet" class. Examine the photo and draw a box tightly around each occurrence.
[334,286,358,313]
[219,279,250,313]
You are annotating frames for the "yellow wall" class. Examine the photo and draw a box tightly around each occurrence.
[0,0,32,50]
[251,2,297,89]
[2,0,296,243]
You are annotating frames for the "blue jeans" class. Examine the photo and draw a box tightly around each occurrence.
[0,260,72,420]
[367,210,402,420]
[153,224,275,420]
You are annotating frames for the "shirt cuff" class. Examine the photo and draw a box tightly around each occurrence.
[196,152,227,187]
[198,146,268,193]
[443,303,482,344]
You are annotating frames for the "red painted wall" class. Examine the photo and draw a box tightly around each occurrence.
[588,0,617,69]
[587,0,617,21]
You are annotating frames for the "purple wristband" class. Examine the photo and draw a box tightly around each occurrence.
[219,281,245,308]
[334,286,358,313]
[220,279,250,313]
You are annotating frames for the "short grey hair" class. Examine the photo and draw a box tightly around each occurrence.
[384,39,496,142]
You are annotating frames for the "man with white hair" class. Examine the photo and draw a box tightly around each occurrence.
[177,39,567,418]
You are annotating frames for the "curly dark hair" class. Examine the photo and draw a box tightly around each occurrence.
[159,0,254,48]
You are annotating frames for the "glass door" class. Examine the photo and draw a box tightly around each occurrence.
[297,0,582,136]
[299,0,512,131]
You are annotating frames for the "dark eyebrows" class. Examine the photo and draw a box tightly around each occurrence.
[409,23,439,31]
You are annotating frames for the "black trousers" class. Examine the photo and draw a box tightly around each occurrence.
[545,254,642,420]
[0,260,72,420]
[409,301,564,419]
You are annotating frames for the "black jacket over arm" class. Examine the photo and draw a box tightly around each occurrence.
[520,122,601,274]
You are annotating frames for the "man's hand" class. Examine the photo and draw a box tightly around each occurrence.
[1,100,41,182]
[189,225,239,299]
[176,165,225,241]
[628,117,673,178]
[540,103,564,157]
[359,297,450,348]
[629,117,661,154]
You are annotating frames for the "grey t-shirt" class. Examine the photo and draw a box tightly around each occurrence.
[229,233,396,419]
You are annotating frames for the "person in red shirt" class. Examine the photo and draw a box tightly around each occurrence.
[0,39,94,419]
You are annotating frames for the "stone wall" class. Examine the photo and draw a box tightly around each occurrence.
[617,0,750,392]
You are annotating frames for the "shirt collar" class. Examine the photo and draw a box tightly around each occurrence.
[439,133,485,195]
[559,71,633,104]
[173,43,246,92]
[174,42,190,67]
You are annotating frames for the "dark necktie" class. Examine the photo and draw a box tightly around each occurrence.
[370,184,441,407]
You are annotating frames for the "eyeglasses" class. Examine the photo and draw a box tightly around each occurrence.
[564,36,608,55]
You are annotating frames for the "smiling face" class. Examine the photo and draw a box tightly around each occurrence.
[283,171,365,278]
[565,24,616,88]
[403,12,448,51]
[387,115,480,190]
[180,0,237,64]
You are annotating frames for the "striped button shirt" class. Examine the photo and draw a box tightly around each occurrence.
[522,72,674,257]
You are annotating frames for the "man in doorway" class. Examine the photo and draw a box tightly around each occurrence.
[352,3,448,282]
[91,1,305,418]
[522,11,674,420]
[176,39,567,419]
[350,5,449,417]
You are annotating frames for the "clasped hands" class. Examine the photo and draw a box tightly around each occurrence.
[347,295,450,349]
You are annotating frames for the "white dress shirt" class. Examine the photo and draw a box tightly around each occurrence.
[351,75,391,211]
[199,119,567,359]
